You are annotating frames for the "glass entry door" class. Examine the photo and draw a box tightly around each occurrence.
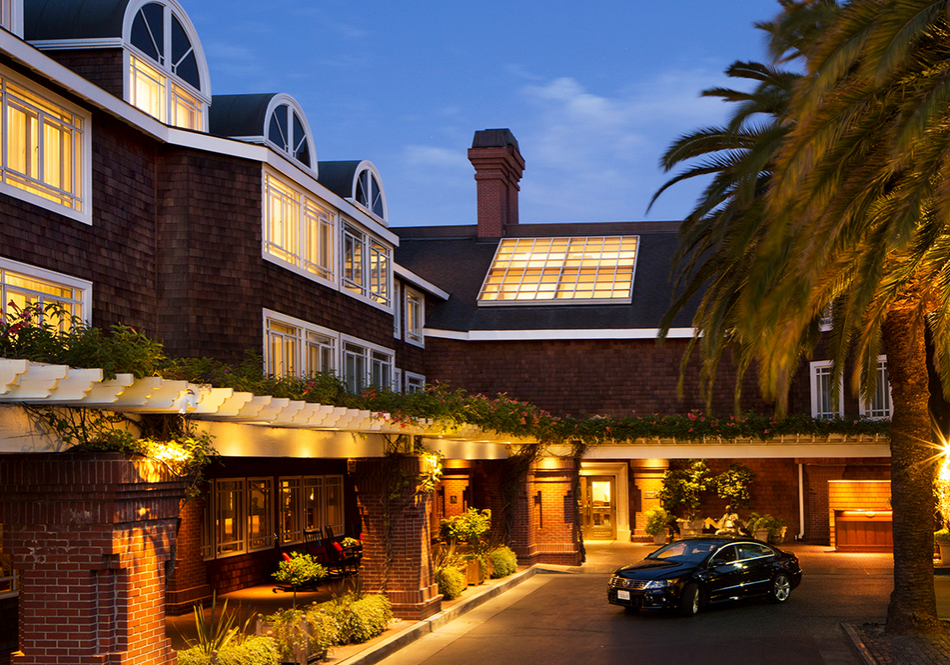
[580,475,616,540]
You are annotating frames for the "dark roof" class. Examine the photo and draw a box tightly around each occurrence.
[394,221,697,333]
[25,0,131,41]
[317,161,361,199]
[209,93,277,139]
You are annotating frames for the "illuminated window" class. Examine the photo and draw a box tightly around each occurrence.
[0,259,90,327]
[214,479,245,557]
[478,236,638,304]
[343,223,391,307]
[810,361,843,420]
[127,1,206,130]
[0,522,17,599]
[263,171,336,282]
[300,475,345,536]
[0,75,87,216]
[247,478,272,551]
[279,477,302,545]
[268,103,312,168]
[405,287,424,346]
[264,311,337,379]
[343,339,393,393]
[860,356,891,420]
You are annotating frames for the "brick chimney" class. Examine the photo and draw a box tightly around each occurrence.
[468,128,525,239]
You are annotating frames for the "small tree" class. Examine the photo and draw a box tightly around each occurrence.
[656,460,711,520]
[713,463,755,509]
[272,552,326,609]
[440,508,491,553]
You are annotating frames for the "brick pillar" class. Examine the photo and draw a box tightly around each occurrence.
[0,453,186,665]
[630,459,669,541]
[468,128,525,239]
[528,458,582,566]
[805,463,846,544]
[165,497,212,616]
[351,457,441,620]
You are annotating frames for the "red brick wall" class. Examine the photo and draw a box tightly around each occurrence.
[166,498,211,615]
[525,459,581,565]
[0,454,185,665]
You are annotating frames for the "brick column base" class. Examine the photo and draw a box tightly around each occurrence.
[0,453,186,665]
[351,457,441,620]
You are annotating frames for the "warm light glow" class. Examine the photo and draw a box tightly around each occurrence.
[479,236,638,303]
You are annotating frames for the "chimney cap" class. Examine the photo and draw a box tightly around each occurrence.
[472,128,519,152]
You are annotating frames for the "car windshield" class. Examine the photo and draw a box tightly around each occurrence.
[647,541,717,563]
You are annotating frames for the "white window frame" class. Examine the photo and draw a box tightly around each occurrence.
[264,95,315,172]
[214,478,246,558]
[810,360,844,420]
[860,355,892,420]
[342,220,392,310]
[263,309,338,379]
[123,0,210,131]
[279,477,302,545]
[0,258,92,325]
[0,66,91,224]
[263,169,337,288]
[0,0,23,37]
[342,335,394,393]
[404,371,426,394]
[247,477,273,552]
[404,286,425,347]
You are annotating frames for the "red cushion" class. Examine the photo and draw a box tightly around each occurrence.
[332,541,344,553]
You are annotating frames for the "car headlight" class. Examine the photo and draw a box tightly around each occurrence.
[642,579,673,590]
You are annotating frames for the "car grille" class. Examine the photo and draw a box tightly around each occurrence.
[610,575,648,590]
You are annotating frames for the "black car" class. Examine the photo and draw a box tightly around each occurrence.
[607,536,802,616]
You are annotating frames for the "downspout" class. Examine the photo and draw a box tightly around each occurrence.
[798,463,805,540]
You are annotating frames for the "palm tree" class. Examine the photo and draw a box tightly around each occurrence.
[759,0,950,634]
[651,0,834,415]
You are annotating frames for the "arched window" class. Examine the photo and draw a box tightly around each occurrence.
[355,167,383,219]
[126,0,209,130]
[268,103,311,168]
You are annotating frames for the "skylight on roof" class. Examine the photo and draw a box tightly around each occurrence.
[478,236,638,304]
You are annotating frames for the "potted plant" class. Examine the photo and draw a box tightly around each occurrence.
[747,513,786,544]
[657,460,711,535]
[643,507,671,545]
[272,552,326,609]
[935,529,950,564]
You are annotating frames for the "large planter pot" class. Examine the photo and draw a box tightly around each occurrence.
[754,529,770,542]
[652,532,667,546]
[769,526,787,545]
[938,540,950,564]
[465,559,485,586]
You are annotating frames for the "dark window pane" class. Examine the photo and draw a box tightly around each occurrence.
[269,105,288,149]
[292,113,309,165]
[295,140,310,167]
[355,172,366,206]
[130,10,160,61]
[175,51,201,89]
[171,16,192,66]
[371,175,383,217]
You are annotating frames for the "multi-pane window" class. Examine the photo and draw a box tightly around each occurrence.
[0,523,17,599]
[343,223,391,307]
[248,478,273,551]
[810,361,843,419]
[405,288,424,346]
[479,236,638,304]
[0,75,86,215]
[343,340,394,393]
[861,357,892,420]
[127,2,205,130]
[264,312,337,379]
[405,372,426,394]
[355,168,384,219]
[264,172,336,282]
[268,103,311,168]
[214,479,245,557]
[279,477,302,545]
[0,260,90,328]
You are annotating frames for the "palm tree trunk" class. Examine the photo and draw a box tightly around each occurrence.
[882,303,940,634]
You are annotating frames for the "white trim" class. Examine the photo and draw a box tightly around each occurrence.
[859,355,892,420]
[263,308,340,377]
[262,93,317,178]
[28,38,125,50]
[403,285,425,348]
[346,160,387,226]
[810,360,844,419]
[6,0,22,38]
[394,263,449,300]
[0,257,93,322]
[424,327,696,341]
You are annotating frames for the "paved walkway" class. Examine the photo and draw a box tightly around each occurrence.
[168,542,950,665]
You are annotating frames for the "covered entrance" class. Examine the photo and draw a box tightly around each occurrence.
[580,475,617,540]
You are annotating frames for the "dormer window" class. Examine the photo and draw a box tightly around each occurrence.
[126,1,209,130]
[355,168,383,218]
[268,103,311,168]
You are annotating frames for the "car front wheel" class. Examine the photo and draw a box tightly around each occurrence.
[678,583,700,616]
[768,573,791,603]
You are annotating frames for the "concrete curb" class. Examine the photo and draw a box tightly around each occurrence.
[841,623,877,665]
[335,566,539,665]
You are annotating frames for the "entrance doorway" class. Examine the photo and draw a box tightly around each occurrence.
[580,475,616,540]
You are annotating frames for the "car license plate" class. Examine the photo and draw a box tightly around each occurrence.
[617,590,630,601]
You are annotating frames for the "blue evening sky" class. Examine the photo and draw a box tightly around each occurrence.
[187,1,780,228]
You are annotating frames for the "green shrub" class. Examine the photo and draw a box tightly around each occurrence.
[643,507,671,536]
[488,546,517,578]
[440,508,492,551]
[177,636,279,665]
[436,565,467,599]
[331,594,393,644]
